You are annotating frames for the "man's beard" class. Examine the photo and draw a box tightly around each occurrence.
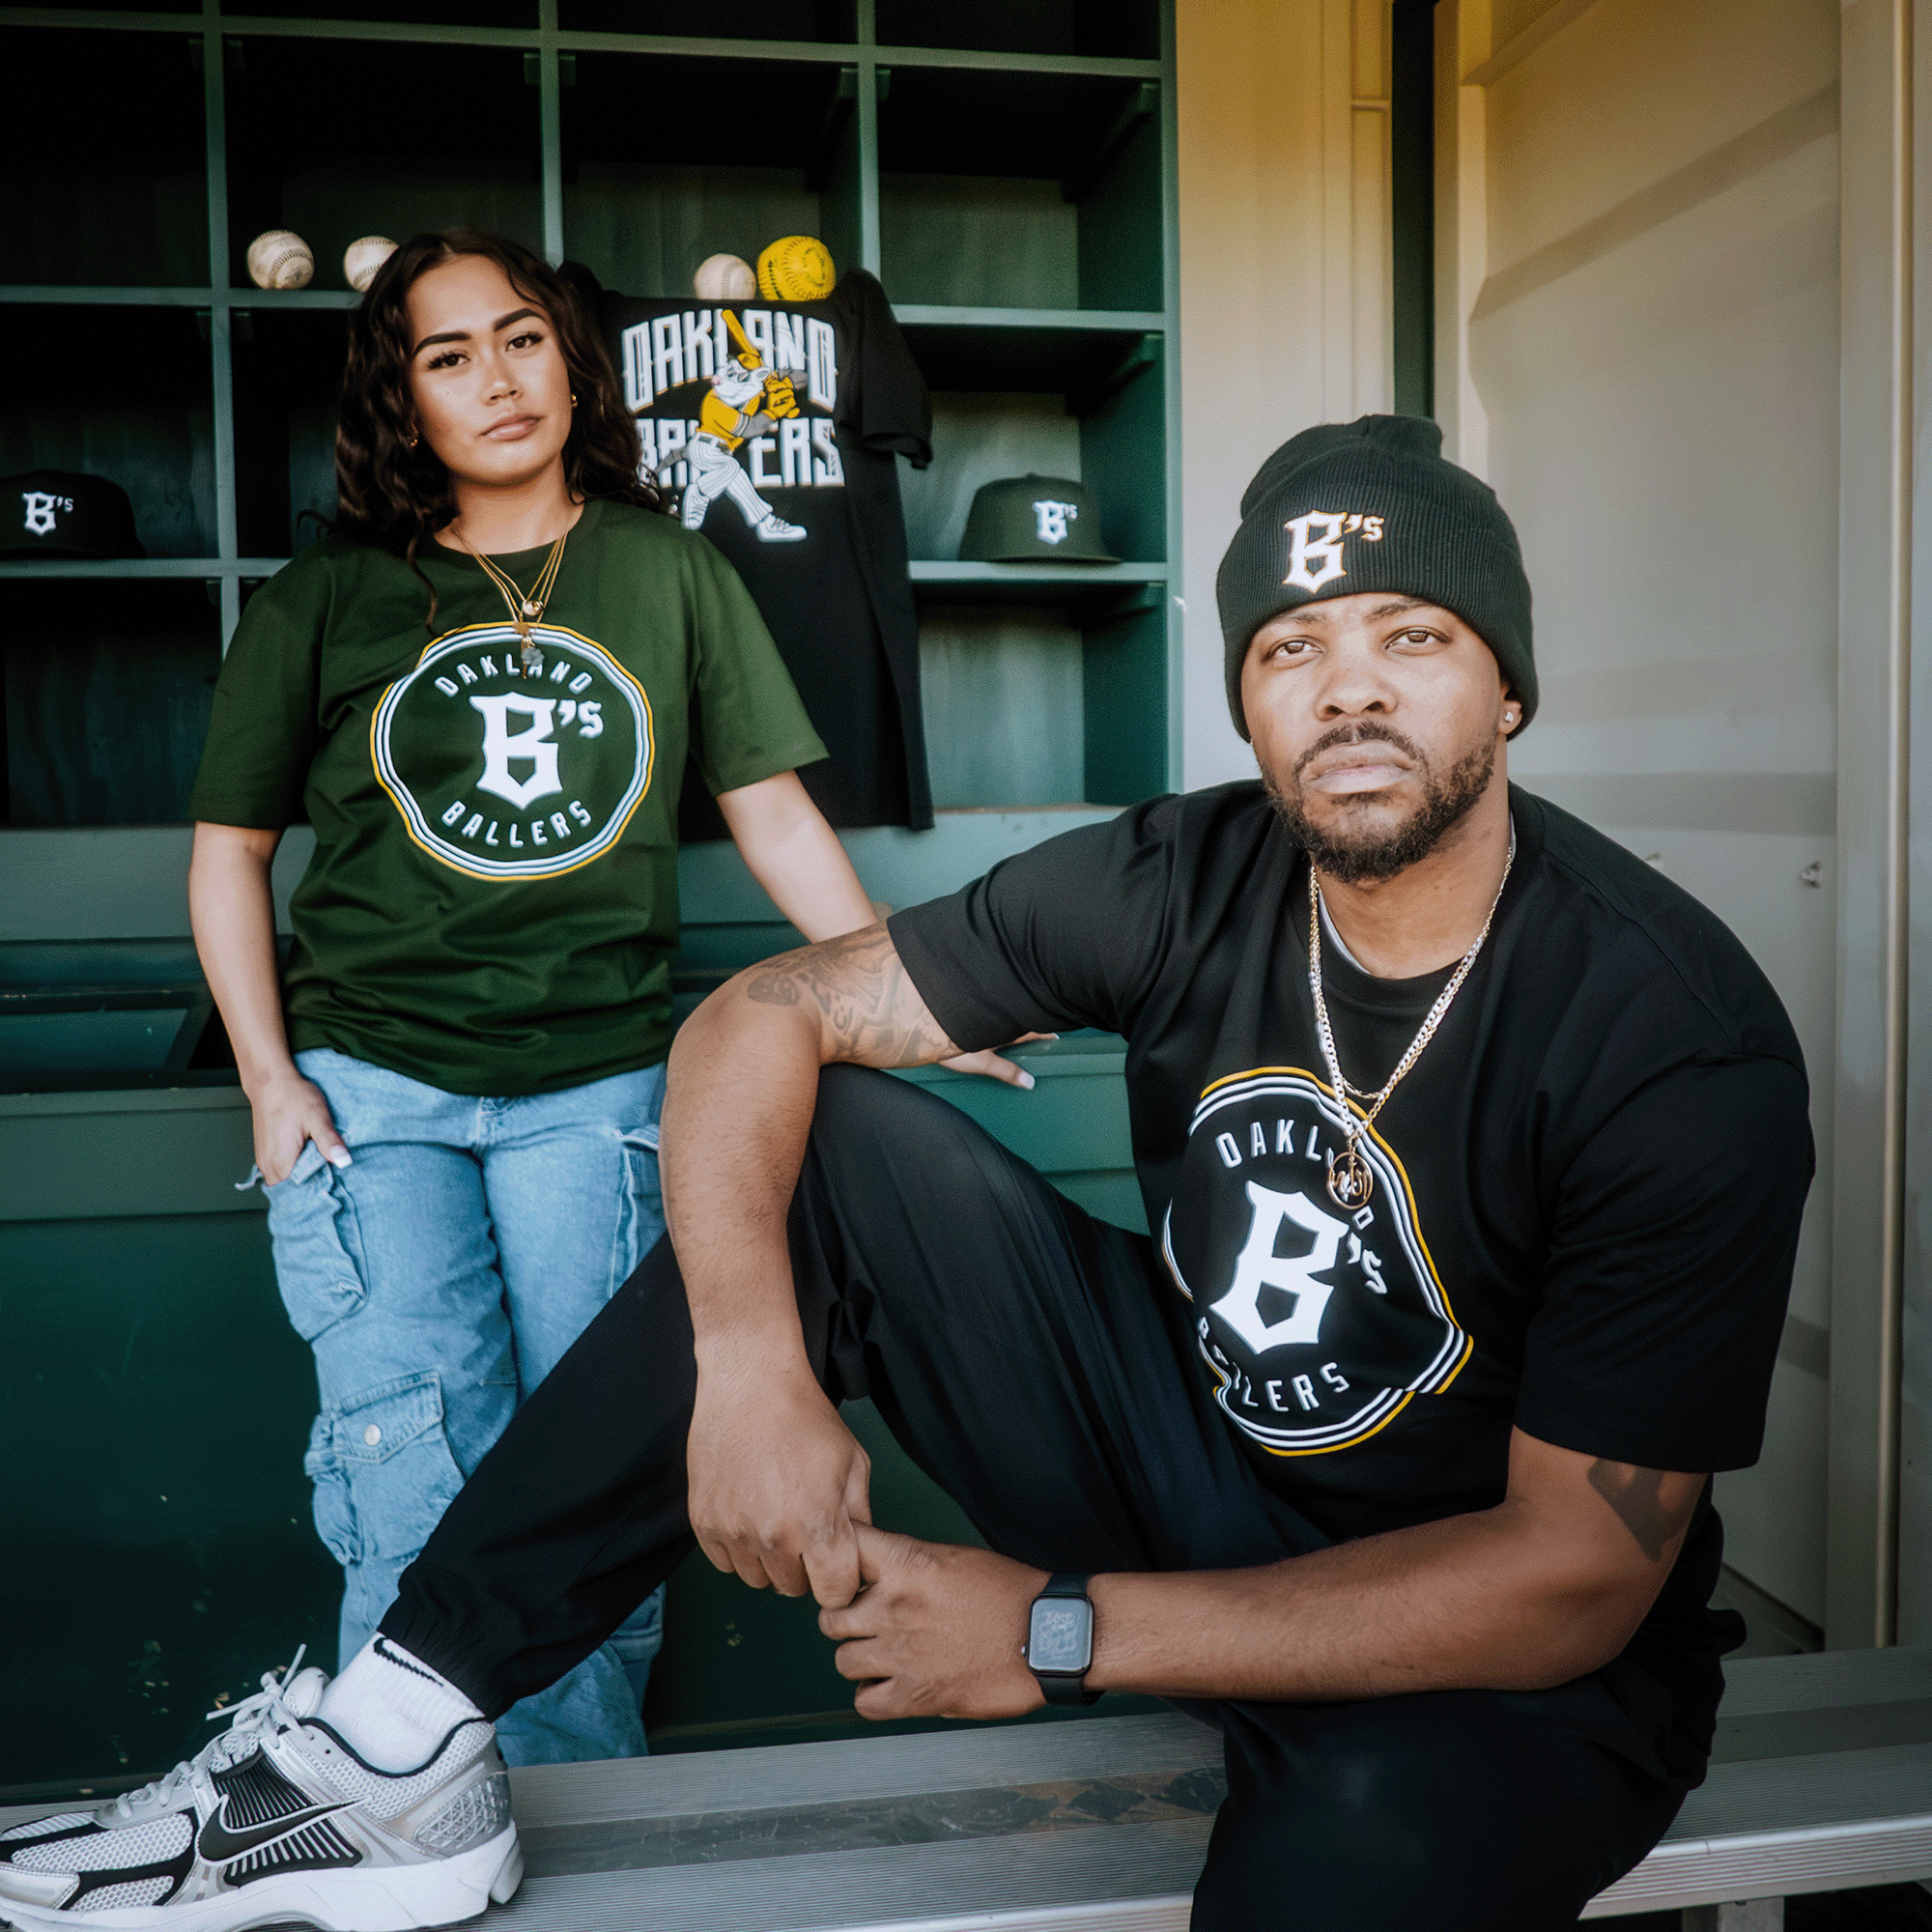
[1262,724,1496,885]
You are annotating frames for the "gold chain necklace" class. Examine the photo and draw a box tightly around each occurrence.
[451,521,571,676]
[1307,828,1514,1212]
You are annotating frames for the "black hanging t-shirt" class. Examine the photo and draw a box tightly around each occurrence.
[597,270,932,838]
[891,781,1812,1750]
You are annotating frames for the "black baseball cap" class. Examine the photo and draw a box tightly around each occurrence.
[0,469,145,559]
[958,474,1117,564]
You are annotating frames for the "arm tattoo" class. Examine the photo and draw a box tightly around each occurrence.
[743,924,960,1066]
[1586,1461,1701,1563]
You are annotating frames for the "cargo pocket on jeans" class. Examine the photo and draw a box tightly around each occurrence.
[614,1123,665,1293]
[265,1142,368,1342]
[327,1371,469,1568]
[301,1412,360,1568]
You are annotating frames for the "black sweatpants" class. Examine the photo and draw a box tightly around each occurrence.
[384,1066,1690,1929]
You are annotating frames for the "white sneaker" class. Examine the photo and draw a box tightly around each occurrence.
[753,512,808,542]
[0,1653,522,1931]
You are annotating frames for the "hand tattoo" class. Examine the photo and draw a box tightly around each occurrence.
[1586,1461,1701,1563]
[744,925,959,1067]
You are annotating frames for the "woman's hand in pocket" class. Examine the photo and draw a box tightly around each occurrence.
[250,1069,352,1185]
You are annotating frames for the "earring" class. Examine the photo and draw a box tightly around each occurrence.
[570,393,579,407]
[406,432,419,449]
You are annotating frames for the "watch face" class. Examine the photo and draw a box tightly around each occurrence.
[1028,1597,1093,1675]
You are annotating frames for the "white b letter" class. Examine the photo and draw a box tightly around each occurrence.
[469,694,562,810]
[1208,1181,1348,1355]
[1283,511,1350,591]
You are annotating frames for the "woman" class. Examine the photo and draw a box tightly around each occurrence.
[186,229,1021,1765]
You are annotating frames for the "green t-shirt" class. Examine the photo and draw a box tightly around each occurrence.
[188,497,826,1096]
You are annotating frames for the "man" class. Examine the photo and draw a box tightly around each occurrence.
[1,417,1810,1931]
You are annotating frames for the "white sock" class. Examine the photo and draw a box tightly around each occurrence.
[316,1636,486,1772]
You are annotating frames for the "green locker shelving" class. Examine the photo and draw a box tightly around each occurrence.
[0,0,1179,1792]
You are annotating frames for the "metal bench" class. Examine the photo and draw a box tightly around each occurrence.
[5,1648,1927,1930]
[492,1646,1932,1932]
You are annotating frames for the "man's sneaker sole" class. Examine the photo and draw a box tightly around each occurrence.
[0,1821,522,1932]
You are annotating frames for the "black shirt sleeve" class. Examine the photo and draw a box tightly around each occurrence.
[1511,1049,1812,1473]
[840,270,931,469]
[888,800,1177,1048]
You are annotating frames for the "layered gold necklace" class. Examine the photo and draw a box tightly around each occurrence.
[450,520,571,676]
[1307,827,1514,1211]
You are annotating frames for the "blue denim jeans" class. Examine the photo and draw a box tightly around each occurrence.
[263,1047,668,1766]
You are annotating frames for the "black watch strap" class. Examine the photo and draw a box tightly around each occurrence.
[1031,1573,1100,1706]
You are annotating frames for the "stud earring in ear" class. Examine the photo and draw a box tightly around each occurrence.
[570,393,579,407]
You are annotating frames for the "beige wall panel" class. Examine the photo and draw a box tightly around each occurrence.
[1484,0,1838,276]
[1176,0,1392,788]
[1457,0,1840,1625]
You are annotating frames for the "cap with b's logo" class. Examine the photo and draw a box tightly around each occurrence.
[1213,415,1534,741]
[958,474,1117,565]
[0,469,144,558]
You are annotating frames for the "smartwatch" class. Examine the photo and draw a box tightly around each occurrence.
[1024,1573,1100,1706]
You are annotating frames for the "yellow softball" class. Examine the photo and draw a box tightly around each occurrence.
[757,235,837,301]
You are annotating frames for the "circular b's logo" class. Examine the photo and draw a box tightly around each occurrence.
[1162,1069,1471,1455]
[372,623,654,881]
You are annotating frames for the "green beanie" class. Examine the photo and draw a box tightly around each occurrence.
[1214,414,1535,741]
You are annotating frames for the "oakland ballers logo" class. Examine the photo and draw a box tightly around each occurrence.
[1162,1069,1470,1454]
[372,623,654,881]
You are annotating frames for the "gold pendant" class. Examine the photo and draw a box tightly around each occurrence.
[514,621,543,677]
[1326,1145,1374,1211]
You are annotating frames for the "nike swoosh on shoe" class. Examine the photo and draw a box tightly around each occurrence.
[195,1799,356,1864]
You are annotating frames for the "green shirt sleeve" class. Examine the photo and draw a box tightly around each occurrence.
[682,536,828,797]
[186,552,331,828]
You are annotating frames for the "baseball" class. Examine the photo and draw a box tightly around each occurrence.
[694,252,756,300]
[757,234,836,302]
[343,235,399,293]
[246,229,314,291]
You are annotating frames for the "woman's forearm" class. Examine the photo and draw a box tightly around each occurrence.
[717,771,876,942]
[188,822,298,1096]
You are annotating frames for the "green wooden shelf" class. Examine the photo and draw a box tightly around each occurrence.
[2,285,225,306]
[910,561,1166,612]
[0,290,1164,319]
[911,561,1165,582]
[4,0,1181,813]
[0,558,288,581]
[0,7,1160,79]
[896,305,1164,331]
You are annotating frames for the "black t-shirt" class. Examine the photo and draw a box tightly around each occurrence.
[598,270,932,837]
[892,781,1812,1746]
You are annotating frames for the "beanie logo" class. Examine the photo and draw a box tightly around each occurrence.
[1283,510,1385,592]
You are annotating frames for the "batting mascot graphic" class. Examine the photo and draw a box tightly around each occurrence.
[675,308,806,544]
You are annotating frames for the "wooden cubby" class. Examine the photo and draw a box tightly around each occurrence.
[0,0,1178,837]
[4,25,209,288]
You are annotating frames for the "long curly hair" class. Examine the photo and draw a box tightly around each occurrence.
[333,228,658,629]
